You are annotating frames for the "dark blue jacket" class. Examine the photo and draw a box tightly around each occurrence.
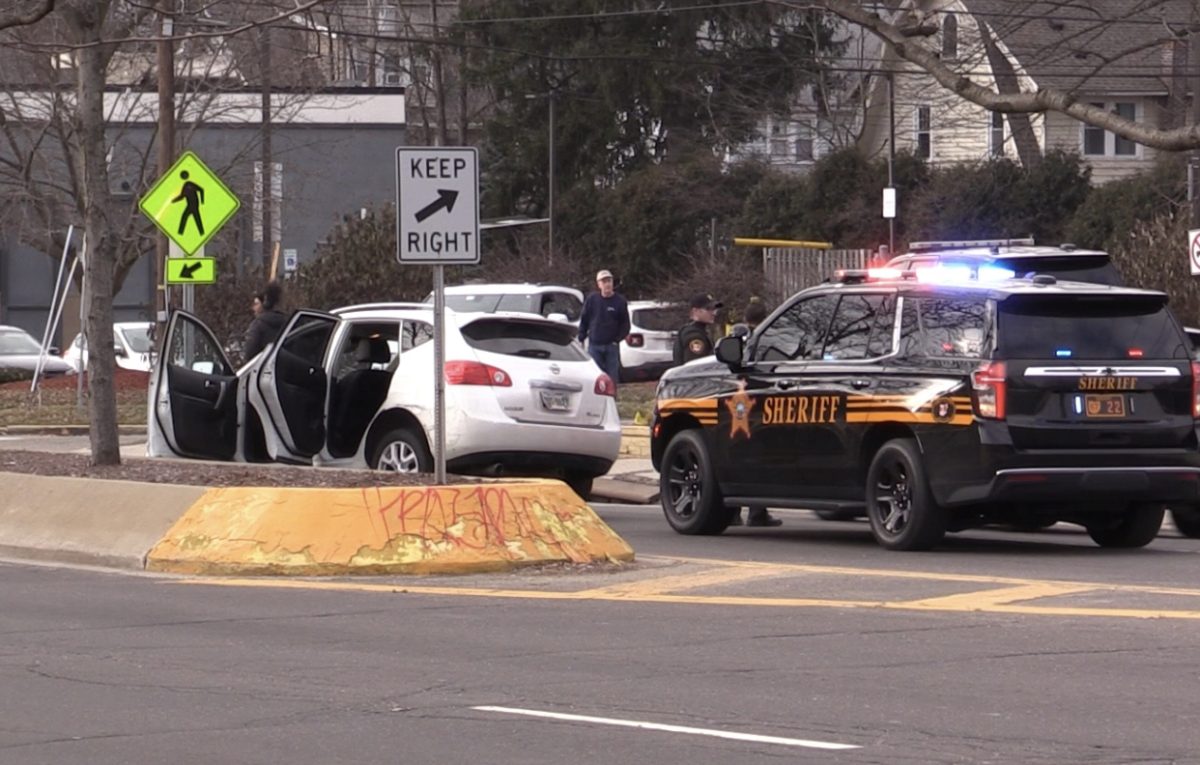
[578,292,631,346]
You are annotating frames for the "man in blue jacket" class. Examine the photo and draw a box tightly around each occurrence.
[578,269,630,387]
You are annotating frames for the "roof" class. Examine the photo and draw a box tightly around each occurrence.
[442,283,582,297]
[815,274,1166,301]
[964,0,1191,95]
[892,245,1108,261]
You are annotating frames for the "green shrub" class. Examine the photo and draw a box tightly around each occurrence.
[1064,155,1186,251]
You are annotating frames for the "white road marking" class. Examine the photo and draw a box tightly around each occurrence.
[472,705,859,750]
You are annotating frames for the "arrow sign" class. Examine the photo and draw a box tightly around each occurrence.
[165,257,216,284]
[414,189,459,222]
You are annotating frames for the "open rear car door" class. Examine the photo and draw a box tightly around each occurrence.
[147,310,239,460]
[248,310,338,462]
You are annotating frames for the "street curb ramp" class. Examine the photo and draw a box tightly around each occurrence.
[0,473,635,575]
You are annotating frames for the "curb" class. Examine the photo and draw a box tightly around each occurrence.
[0,472,635,576]
[0,424,145,436]
[592,477,659,505]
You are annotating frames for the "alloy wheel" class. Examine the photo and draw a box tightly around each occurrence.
[874,459,912,536]
[377,441,420,473]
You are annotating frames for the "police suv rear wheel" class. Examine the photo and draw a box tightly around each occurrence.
[660,429,729,535]
[1086,503,1164,548]
[866,438,946,551]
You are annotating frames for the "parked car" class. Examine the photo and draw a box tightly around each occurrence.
[619,300,685,383]
[0,325,72,379]
[147,304,621,497]
[63,321,154,373]
[429,283,585,326]
[884,238,1123,286]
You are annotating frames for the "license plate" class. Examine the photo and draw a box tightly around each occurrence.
[540,390,570,411]
[1084,393,1126,418]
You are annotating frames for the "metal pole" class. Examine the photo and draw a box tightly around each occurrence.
[888,72,896,252]
[548,92,555,266]
[76,233,87,408]
[260,25,274,274]
[433,263,446,483]
[1192,25,1200,227]
[32,225,74,391]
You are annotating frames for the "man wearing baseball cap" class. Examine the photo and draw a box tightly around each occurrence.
[578,269,630,387]
[673,292,723,366]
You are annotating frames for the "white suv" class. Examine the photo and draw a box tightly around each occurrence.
[619,300,686,382]
[431,283,584,326]
[147,304,621,496]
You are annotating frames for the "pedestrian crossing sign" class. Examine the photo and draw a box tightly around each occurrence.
[139,151,240,255]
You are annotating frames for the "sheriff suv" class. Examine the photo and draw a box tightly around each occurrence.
[650,268,1200,551]
[884,237,1123,286]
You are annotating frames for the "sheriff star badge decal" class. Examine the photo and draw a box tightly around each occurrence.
[724,380,755,439]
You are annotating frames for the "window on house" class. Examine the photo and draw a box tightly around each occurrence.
[770,122,789,159]
[989,111,1005,157]
[942,13,958,60]
[1082,101,1139,157]
[916,106,932,159]
[795,122,815,162]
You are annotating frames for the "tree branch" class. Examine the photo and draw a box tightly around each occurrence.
[0,0,56,32]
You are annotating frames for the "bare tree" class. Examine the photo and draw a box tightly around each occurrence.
[811,0,1200,151]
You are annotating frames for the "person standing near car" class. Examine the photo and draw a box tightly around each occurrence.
[726,297,782,528]
[673,293,722,366]
[242,280,287,363]
[578,269,630,386]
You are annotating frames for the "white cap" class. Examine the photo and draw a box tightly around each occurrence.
[596,269,613,281]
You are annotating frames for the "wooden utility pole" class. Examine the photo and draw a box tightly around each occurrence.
[260,24,273,274]
[155,0,175,324]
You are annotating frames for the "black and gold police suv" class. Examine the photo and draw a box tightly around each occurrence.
[650,266,1200,551]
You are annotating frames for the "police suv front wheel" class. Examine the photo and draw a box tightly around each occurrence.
[866,438,947,551]
[660,429,729,535]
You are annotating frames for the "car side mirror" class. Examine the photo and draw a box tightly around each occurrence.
[49,346,61,356]
[546,312,569,323]
[715,335,744,368]
[114,345,127,357]
[191,360,215,374]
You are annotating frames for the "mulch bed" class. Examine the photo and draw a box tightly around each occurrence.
[1,369,151,392]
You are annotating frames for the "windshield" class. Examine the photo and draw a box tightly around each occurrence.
[444,293,542,315]
[632,306,686,332]
[119,326,153,353]
[998,295,1187,360]
[0,330,43,355]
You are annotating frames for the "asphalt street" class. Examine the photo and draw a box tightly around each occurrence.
[2,501,1200,764]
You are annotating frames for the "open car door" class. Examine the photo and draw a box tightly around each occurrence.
[147,310,239,460]
[249,310,338,462]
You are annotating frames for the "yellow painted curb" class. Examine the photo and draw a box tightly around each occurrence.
[620,425,651,458]
[146,480,635,576]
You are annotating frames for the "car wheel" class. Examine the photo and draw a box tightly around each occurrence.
[1169,506,1200,538]
[1087,504,1164,548]
[659,428,729,535]
[866,438,946,551]
[371,428,432,474]
[564,472,594,500]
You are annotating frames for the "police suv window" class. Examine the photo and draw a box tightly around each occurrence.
[753,294,838,362]
[821,294,895,361]
[898,297,990,360]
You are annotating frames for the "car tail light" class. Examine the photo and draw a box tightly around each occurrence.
[595,373,616,397]
[972,361,1006,420]
[1192,362,1200,418]
[444,360,511,387]
[626,333,644,348]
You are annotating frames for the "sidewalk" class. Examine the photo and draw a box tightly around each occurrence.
[591,424,658,504]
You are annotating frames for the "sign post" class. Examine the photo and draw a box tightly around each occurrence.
[1189,228,1200,276]
[396,147,480,483]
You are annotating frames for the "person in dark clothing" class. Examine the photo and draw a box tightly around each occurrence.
[726,296,782,528]
[673,292,722,366]
[242,280,286,363]
[578,269,630,387]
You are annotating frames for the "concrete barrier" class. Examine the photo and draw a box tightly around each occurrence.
[0,472,635,575]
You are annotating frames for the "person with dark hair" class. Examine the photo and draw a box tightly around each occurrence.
[242,280,286,363]
[727,297,782,528]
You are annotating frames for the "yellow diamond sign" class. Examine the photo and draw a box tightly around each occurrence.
[140,151,240,255]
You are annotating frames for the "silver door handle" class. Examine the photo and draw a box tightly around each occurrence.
[776,380,798,391]
[850,379,871,390]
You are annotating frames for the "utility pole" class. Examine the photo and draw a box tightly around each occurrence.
[155,0,175,324]
[1191,22,1200,227]
[260,24,273,275]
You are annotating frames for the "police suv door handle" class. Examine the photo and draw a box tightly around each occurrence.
[850,379,871,390]
[776,379,799,391]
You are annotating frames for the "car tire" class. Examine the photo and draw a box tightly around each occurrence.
[371,427,432,474]
[865,438,946,551]
[1169,506,1200,538]
[1087,504,1164,548]
[565,472,594,500]
[659,428,729,535]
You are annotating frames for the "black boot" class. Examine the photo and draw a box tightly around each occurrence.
[746,507,781,527]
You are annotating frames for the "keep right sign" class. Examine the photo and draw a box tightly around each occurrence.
[1190,228,1200,276]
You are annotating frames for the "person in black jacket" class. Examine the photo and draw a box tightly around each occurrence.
[578,269,630,387]
[242,280,286,363]
[727,297,781,528]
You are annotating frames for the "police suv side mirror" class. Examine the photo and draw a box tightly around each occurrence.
[715,335,744,367]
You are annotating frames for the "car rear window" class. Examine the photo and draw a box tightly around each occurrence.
[460,319,589,361]
[998,295,1187,360]
[898,297,991,360]
[0,330,41,355]
[632,306,685,332]
[995,255,1122,286]
[445,293,542,315]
